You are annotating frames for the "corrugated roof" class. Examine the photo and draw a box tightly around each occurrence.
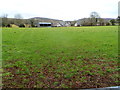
[39,22,51,24]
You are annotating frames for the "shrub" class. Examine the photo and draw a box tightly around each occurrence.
[19,24,25,27]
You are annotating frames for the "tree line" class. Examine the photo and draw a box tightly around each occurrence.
[76,12,118,26]
[0,14,37,27]
[0,12,119,27]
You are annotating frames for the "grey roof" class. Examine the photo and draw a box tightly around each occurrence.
[39,22,51,24]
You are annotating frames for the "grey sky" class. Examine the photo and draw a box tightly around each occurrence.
[0,0,119,21]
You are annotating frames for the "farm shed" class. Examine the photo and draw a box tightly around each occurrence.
[52,23,61,27]
[64,21,71,27]
[38,22,52,27]
[75,21,81,26]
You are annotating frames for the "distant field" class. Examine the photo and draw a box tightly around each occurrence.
[2,26,119,88]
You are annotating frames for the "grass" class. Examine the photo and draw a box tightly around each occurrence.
[2,26,119,88]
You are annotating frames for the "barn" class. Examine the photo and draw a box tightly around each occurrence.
[38,22,52,27]
[52,22,61,27]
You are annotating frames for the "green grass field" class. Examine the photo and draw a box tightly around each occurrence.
[2,26,119,88]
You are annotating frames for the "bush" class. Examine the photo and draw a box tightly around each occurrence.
[106,22,111,26]
[19,24,25,27]
[6,24,11,27]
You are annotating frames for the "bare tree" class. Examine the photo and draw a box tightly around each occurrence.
[99,18,105,26]
[29,19,36,27]
[90,12,100,26]
[1,14,9,27]
[80,18,92,26]
[14,14,24,26]
[90,12,100,18]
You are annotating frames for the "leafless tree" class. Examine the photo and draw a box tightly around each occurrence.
[14,14,24,26]
[90,12,100,26]
[1,14,9,27]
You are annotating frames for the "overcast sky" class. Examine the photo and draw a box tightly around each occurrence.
[0,0,119,21]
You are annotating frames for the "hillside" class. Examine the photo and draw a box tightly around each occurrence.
[30,17,64,23]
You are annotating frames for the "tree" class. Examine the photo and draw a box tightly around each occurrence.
[90,12,100,26]
[90,12,100,18]
[14,14,23,26]
[117,16,120,25]
[24,19,30,24]
[106,22,111,26]
[80,18,93,26]
[98,18,106,26]
[1,14,9,27]
[110,19,116,25]
[70,21,77,26]
[29,19,36,27]
[19,24,25,27]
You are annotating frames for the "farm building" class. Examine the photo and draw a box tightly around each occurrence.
[52,23,61,27]
[74,21,81,26]
[64,21,71,27]
[38,22,52,27]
